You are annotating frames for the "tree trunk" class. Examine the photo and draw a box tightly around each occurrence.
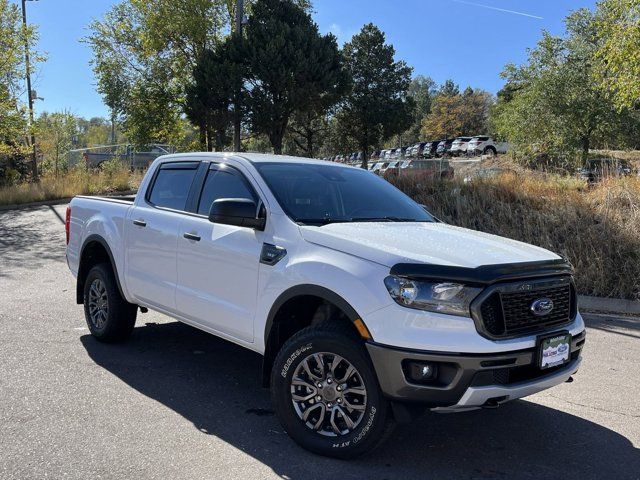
[271,135,283,155]
[361,145,369,170]
[270,120,287,155]
[581,136,590,164]
[215,129,224,152]
[199,124,207,151]
[206,128,214,152]
[111,112,116,144]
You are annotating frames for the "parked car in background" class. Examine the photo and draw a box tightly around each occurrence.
[466,136,509,156]
[436,139,454,157]
[450,137,472,157]
[423,140,440,158]
[370,150,381,162]
[414,142,428,158]
[383,160,400,177]
[404,144,415,158]
[371,161,388,174]
[577,158,633,183]
[406,143,418,158]
[405,159,454,178]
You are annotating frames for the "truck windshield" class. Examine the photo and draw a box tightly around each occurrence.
[255,162,435,225]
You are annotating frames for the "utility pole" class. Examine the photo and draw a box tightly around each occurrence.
[21,0,38,180]
[233,0,243,152]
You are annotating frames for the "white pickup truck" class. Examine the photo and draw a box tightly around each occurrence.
[66,153,585,458]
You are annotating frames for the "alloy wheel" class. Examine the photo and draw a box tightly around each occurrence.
[290,352,368,437]
[87,278,108,330]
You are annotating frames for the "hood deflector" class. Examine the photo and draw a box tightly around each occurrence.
[390,259,573,286]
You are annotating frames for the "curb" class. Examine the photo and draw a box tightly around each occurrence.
[0,190,138,212]
[578,295,640,316]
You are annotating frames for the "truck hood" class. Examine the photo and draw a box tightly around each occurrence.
[299,222,559,268]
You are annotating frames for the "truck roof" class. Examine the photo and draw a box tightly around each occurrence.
[157,152,351,168]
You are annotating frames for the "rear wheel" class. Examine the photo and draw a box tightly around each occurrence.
[484,146,497,157]
[83,263,137,342]
[271,324,393,458]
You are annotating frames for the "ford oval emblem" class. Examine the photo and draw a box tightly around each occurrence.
[530,298,554,316]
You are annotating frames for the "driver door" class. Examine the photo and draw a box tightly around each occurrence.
[175,164,264,342]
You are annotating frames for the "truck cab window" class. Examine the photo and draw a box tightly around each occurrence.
[197,168,257,216]
[148,164,198,211]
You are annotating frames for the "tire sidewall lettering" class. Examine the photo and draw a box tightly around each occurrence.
[351,406,376,445]
[281,342,312,378]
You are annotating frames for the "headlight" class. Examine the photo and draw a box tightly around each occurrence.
[384,276,481,317]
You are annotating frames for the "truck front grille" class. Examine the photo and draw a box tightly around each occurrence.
[473,277,576,338]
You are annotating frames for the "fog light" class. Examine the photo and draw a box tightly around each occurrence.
[406,361,438,383]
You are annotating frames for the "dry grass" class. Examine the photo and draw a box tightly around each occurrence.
[2,158,638,299]
[391,171,640,299]
[0,164,143,207]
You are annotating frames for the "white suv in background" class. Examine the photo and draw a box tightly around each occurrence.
[450,137,472,156]
[467,136,510,156]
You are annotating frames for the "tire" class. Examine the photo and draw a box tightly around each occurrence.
[484,146,497,157]
[271,323,393,459]
[83,263,137,342]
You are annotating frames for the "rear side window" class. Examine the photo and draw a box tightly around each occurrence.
[197,167,257,216]
[148,163,198,211]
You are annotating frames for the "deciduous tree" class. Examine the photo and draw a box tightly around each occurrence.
[420,87,492,139]
[492,9,636,165]
[0,0,44,177]
[595,0,640,110]
[403,75,436,143]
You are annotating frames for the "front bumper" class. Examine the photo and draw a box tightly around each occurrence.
[366,329,585,410]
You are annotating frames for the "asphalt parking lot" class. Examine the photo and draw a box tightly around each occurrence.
[1,204,639,480]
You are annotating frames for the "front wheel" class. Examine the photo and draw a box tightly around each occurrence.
[271,324,393,458]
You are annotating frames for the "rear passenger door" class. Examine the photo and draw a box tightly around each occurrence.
[125,161,199,311]
[175,163,264,343]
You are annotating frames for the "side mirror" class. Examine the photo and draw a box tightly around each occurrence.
[208,198,266,231]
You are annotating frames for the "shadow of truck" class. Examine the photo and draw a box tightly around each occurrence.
[81,321,639,480]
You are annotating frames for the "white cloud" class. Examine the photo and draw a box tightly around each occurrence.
[324,22,355,45]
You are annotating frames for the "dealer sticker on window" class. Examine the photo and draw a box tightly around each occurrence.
[539,333,572,369]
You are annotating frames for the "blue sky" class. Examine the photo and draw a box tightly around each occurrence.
[23,0,597,119]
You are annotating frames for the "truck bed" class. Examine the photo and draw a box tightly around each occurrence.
[75,194,136,204]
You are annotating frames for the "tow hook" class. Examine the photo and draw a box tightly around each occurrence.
[483,396,509,408]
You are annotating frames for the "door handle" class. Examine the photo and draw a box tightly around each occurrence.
[183,232,201,242]
[133,219,147,227]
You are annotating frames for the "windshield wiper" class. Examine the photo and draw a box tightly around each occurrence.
[296,216,427,225]
[349,216,421,222]
[295,218,347,226]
